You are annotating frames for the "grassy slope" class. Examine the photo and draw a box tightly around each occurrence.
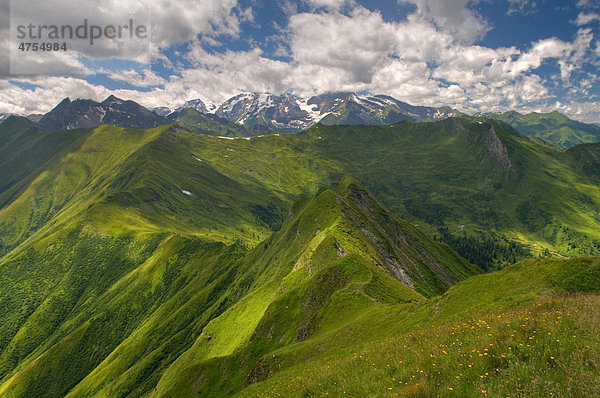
[490,110,600,147]
[0,233,248,397]
[237,257,600,397]
[0,117,91,208]
[168,108,250,137]
[147,179,477,397]
[568,143,600,184]
[0,118,598,396]
[178,118,600,257]
[0,124,171,257]
[0,177,476,397]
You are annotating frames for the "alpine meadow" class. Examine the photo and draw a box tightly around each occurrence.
[1,0,600,397]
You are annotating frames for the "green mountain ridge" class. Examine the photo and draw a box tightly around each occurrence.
[0,115,599,396]
[486,110,600,147]
[568,143,600,183]
[0,116,88,202]
[165,108,250,137]
[20,94,600,147]
[0,175,477,397]
[0,184,596,396]
[1,116,600,264]
[236,256,600,397]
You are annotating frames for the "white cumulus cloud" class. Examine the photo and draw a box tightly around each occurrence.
[575,12,600,26]
[1,0,599,123]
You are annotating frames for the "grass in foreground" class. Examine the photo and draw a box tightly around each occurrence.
[240,294,600,397]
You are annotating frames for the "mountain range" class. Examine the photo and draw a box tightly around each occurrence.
[26,92,459,134]
[2,115,599,263]
[480,110,600,147]
[210,92,460,133]
[16,92,600,147]
[0,94,599,396]
[35,95,165,131]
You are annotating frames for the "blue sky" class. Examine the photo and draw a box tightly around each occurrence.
[2,0,600,123]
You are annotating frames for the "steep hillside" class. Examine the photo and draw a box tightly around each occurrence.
[0,116,90,201]
[0,115,599,397]
[569,143,600,183]
[169,117,600,262]
[0,124,168,257]
[237,257,600,397]
[0,178,477,397]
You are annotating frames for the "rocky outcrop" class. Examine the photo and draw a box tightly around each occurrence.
[485,125,514,174]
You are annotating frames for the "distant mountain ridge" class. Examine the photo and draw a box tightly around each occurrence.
[480,110,600,147]
[25,92,461,134]
[37,95,165,130]
[213,92,460,132]
[12,93,600,147]
[165,107,250,137]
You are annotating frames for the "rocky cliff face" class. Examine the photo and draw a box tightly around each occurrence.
[485,125,514,173]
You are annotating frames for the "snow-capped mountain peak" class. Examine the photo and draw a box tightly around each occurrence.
[18,92,459,134]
